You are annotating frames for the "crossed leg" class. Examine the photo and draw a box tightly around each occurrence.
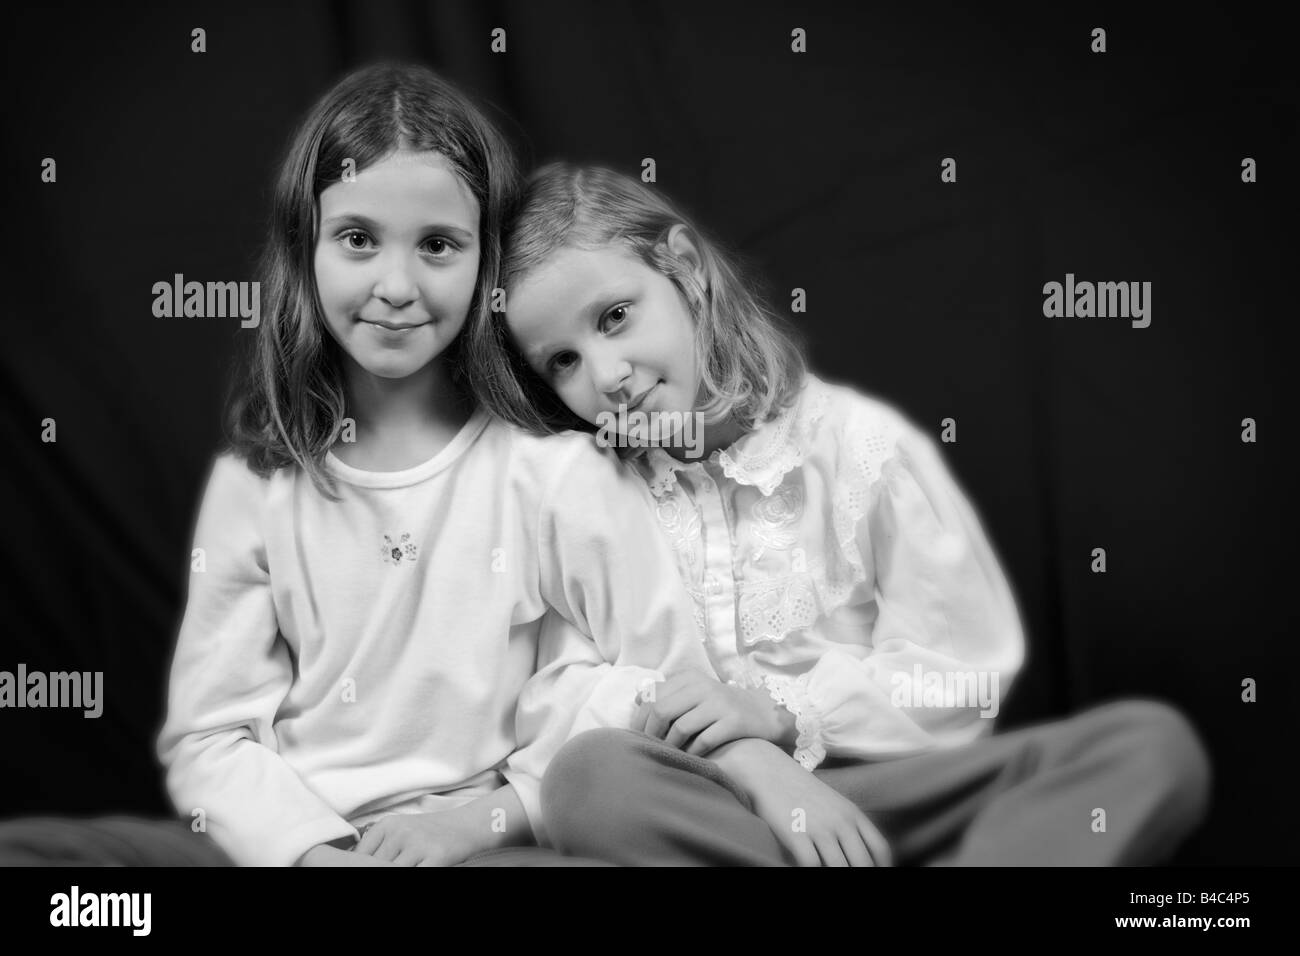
[542,699,1212,866]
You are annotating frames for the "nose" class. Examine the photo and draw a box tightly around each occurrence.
[590,347,633,398]
[372,253,419,309]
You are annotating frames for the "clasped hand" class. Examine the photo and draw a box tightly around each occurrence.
[632,669,797,756]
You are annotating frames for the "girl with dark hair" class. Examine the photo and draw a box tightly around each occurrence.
[156,68,703,867]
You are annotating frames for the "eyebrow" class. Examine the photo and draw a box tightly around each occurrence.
[320,213,475,244]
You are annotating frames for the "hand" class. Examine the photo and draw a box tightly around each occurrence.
[711,738,892,867]
[351,785,531,867]
[632,670,797,756]
[351,809,484,866]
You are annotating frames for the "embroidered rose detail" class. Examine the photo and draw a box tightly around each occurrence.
[750,482,804,558]
[381,532,418,566]
[656,497,682,533]
[657,497,700,544]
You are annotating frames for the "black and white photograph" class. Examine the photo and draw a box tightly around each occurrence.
[0,0,1291,933]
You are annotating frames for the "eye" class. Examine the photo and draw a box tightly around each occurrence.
[339,229,374,251]
[547,351,578,377]
[599,304,629,332]
[422,236,457,256]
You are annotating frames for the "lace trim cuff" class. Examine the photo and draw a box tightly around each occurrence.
[763,674,827,771]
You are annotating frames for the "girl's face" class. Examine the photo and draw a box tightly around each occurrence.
[314,150,480,382]
[506,238,701,439]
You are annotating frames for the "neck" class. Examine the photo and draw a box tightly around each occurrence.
[343,355,471,438]
[663,413,747,461]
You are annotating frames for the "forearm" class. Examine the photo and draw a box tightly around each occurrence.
[443,783,534,852]
[796,646,1013,764]
[708,737,789,791]
[163,737,357,866]
[768,697,799,752]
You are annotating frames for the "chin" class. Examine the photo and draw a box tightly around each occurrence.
[359,354,438,380]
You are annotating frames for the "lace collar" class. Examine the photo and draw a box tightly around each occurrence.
[634,377,830,498]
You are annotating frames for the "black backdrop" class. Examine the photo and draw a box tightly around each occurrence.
[1,0,1293,865]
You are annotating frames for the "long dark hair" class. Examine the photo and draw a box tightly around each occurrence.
[226,62,519,498]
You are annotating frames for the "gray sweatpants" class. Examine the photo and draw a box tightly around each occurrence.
[541,699,1212,866]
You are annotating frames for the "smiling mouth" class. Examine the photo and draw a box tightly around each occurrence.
[361,319,430,332]
[625,383,659,412]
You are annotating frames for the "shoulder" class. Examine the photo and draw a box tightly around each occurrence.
[187,452,277,559]
[479,418,618,476]
[203,450,274,503]
[805,375,924,462]
[196,450,289,528]
[719,375,923,497]
[477,418,645,507]
[798,376,965,516]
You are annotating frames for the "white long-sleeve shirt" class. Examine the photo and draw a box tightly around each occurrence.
[156,407,709,866]
[623,375,1026,768]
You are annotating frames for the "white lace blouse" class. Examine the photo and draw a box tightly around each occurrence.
[624,375,1026,769]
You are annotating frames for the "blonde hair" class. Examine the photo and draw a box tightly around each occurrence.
[465,163,805,436]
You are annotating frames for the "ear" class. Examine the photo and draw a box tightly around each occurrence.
[665,224,707,287]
